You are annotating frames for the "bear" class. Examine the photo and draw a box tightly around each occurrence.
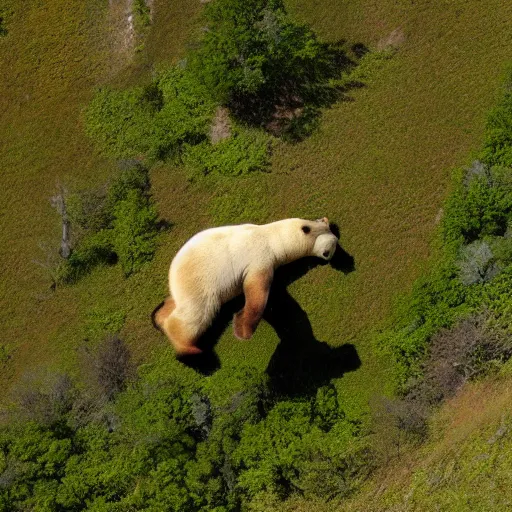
[153,217,338,356]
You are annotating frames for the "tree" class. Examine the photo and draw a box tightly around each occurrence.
[192,0,343,128]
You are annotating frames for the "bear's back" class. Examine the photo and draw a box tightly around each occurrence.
[169,224,272,306]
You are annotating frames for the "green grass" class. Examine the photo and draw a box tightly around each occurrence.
[2,0,512,434]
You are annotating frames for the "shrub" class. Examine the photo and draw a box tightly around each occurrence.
[490,232,512,263]
[185,366,270,511]
[133,0,151,34]
[66,186,110,235]
[84,87,155,159]
[234,398,372,503]
[410,314,512,406]
[112,189,158,276]
[85,336,133,401]
[55,230,115,284]
[12,372,75,429]
[107,160,150,206]
[442,162,512,246]
[370,395,428,462]
[55,163,159,282]
[192,0,344,122]
[84,307,126,341]
[481,69,512,167]
[457,239,499,285]
[183,126,271,178]
[0,345,11,367]
[84,68,215,161]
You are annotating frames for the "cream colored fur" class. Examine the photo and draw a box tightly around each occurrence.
[160,218,337,354]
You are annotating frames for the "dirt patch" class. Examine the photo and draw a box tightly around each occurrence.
[210,106,232,144]
[377,27,405,51]
[265,97,304,137]
[107,0,135,73]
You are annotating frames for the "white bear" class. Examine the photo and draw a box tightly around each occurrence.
[153,217,338,355]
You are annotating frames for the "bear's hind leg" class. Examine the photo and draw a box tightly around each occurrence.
[152,296,175,332]
[163,313,203,356]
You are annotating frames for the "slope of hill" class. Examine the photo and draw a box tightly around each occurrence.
[2,0,512,509]
[344,362,512,511]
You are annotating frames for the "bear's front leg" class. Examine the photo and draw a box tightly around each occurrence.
[233,269,273,340]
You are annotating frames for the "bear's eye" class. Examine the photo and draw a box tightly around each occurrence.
[323,250,330,258]
[302,226,311,234]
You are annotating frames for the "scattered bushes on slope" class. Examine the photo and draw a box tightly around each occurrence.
[363,71,512,468]
[191,0,348,134]
[84,0,361,176]
[85,66,271,177]
[84,68,216,161]
[382,70,512,403]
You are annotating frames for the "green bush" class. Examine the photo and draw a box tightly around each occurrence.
[107,160,150,206]
[481,69,512,167]
[84,87,156,159]
[84,307,126,341]
[133,0,151,32]
[185,366,270,511]
[183,126,271,178]
[191,0,343,119]
[56,229,115,284]
[442,163,512,246]
[234,396,371,503]
[84,68,215,161]
[112,189,158,276]
[457,239,499,285]
[66,187,110,235]
[56,163,159,283]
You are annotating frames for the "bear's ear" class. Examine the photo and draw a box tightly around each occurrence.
[301,225,311,234]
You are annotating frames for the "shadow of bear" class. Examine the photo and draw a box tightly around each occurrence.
[264,251,360,398]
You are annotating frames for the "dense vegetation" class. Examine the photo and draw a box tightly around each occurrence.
[385,71,512,391]
[0,344,372,511]
[367,70,512,460]
[84,0,351,179]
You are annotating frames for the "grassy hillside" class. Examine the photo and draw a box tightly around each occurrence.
[2,0,512,429]
[345,362,512,511]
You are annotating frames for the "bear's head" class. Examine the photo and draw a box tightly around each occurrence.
[299,217,338,261]
[313,232,338,261]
